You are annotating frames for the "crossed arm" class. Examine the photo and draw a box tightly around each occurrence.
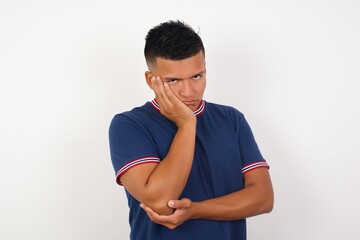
[140,168,273,229]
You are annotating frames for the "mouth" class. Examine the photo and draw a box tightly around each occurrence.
[182,100,198,106]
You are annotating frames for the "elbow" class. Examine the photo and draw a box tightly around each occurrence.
[153,203,174,216]
[144,200,174,216]
[263,198,274,213]
[261,191,274,214]
[141,186,177,215]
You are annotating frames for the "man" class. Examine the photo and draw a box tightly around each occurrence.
[109,20,273,240]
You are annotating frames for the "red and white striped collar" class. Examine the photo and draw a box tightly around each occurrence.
[150,99,206,117]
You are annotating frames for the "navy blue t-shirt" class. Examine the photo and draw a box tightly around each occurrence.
[109,99,268,240]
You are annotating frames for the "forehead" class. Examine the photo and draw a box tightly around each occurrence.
[153,51,205,78]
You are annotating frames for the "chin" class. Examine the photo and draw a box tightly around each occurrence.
[188,105,197,111]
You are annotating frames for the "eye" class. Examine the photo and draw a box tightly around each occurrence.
[166,79,178,85]
[192,74,202,80]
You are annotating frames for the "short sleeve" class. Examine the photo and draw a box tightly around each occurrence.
[233,111,269,174]
[108,114,160,185]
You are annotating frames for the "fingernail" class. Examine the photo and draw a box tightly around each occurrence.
[168,200,174,207]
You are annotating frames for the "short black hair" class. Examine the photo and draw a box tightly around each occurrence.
[144,20,205,65]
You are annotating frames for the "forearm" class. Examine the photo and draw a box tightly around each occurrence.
[192,175,273,221]
[144,121,196,214]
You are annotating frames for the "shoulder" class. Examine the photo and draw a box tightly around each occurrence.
[205,101,245,122]
[109,104,151,132]
[111,102,155,123]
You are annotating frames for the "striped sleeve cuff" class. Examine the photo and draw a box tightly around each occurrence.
[116,156,161,185]
[242,160,269,174]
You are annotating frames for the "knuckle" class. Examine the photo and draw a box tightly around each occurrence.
[171,219,179,225]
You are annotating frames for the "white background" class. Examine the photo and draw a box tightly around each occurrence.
[1,0,359,239]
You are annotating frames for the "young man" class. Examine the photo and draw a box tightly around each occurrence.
[109,20,274,240]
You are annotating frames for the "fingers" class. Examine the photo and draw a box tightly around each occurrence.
[163,81,177,102]
[151,76,180,108]
[150,76,195,126]
[151,76,170,107]
[168,198,191,209]
[140,203,177,229]
[140,204,158,219]
[140,204,163,223]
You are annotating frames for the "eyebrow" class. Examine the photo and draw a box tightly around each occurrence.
[163,71,205,81]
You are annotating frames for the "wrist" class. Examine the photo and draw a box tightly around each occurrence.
[177,116,197,128]
[189,201,202,220]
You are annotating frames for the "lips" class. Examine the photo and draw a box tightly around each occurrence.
[182,100,197,105]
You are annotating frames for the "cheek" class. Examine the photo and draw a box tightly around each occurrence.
[197,80,207,94]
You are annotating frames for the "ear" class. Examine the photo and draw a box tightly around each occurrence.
[145,71,154,90]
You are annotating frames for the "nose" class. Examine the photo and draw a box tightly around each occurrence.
[179,79,194,98]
